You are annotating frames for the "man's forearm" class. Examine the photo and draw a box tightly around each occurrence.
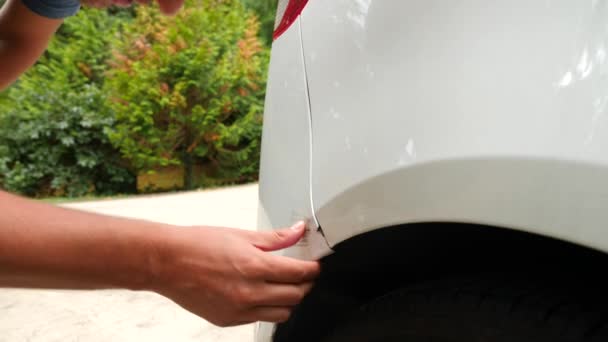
[0,190,167,290]
[0,0,62,91]
[0,39,41,90]
[0,189,321,326]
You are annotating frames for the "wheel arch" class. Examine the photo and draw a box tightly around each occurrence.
[274,222,608,342]
[315,157,608,255]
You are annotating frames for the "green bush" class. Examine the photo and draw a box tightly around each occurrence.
[241,0,278,45]
[0,9,135,197]
[105,0,269,189]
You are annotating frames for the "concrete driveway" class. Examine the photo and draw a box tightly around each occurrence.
[0,184,259,342]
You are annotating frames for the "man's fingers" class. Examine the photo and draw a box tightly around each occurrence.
[263,254,320,283]
[251,221,307,252]
[254,283,313,306]
[156,0,184,15]
[246,307,293,323]
[113,0,133,7]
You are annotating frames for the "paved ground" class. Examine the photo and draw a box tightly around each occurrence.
[0,184,259,342]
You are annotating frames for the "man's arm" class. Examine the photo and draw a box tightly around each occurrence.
[0,190,320,326]
[0,0,186,92]
[0,190,167,290]
[0,0,63,90]
[0,0,317,327]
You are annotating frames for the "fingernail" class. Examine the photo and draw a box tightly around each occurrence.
[291,221,306,231]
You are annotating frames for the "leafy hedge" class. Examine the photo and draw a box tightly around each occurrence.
[0,0,273,196]
[242,0,278,44]
[106,0,268,189]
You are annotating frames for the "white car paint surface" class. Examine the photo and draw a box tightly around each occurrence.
[257,0,608,341]
[255,16,331,342]
[300,0,608,249]
[256,16,330,260]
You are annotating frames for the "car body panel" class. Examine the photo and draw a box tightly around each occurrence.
[300,0,608,250]
[256,17,332,342]
[315,157,608,251]
[257,1,608,340]
[256,17,331,261]
[257,16,311,232]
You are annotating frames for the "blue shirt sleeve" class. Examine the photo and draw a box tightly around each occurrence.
[21,0,80,19]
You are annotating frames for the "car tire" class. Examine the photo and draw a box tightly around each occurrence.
[321,274,608,342]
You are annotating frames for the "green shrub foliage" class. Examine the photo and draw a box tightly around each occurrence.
[241,0,278,45]
[105,0,268,189]
[0,1,271,196]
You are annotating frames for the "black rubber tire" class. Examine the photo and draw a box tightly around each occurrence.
[321,274,608,342]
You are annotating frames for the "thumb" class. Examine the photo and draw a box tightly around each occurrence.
[156,0,184,15]
[252,221,307,252]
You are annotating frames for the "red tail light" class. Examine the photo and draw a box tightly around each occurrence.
[273,0,309,41]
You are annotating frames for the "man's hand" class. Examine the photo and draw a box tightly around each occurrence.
[155,0,184,15]
[0,190,318,327]
[154,222,320,327]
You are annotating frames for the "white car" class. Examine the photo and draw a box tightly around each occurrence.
[256,1,608,341]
